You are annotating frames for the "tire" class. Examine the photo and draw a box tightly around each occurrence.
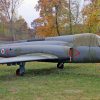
[16,69,24,76]
[57,63,64,69]
[16,68,20,76]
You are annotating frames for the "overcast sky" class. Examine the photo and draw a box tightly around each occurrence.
[18,0,39,28]
[18,0,85,28]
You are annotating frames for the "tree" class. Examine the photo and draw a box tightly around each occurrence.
[68,0,73,34]
[0,0,23,40]
[82,0,100,33]
[33,0,69,37]
[71,0,82,34]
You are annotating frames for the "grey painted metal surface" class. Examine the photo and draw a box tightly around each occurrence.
[0,33,100,64]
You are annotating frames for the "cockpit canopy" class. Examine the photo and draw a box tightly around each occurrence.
[73,33,100,46]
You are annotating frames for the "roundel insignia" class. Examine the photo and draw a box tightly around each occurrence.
[1,49,5,54]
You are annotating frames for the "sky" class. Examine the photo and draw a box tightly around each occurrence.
[18,0,85,28]
[18,0,39,28]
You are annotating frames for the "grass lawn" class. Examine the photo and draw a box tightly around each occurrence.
[0,62,100,100]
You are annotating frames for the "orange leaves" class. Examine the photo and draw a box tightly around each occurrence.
[33,0,69,37]
[34,16,58,37]
[82,0,100,33]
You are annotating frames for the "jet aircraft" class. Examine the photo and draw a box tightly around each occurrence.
[0,33,100,76]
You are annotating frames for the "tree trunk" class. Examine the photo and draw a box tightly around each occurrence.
[55,5,60,36]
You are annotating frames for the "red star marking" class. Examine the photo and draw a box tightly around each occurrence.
[68,48,80,57]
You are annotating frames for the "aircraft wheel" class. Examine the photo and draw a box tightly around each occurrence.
[16,68,24,76]
[16,68,20,76]
[57,63,64,69]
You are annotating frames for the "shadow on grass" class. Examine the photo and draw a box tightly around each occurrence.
[0,65,100,81]
[25,65,80,76]
[26,66,100,78]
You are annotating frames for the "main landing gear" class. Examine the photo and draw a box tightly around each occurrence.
[16,62,25,76]
[15,62,64,76]
[57,62,64,69]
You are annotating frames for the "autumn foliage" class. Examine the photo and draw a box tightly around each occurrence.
[32,0,100,37]
[32,0,69,37]
[0,0,100,39]
[82,0,100,33]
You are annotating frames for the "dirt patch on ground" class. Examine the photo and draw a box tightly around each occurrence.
[64,89,83,94]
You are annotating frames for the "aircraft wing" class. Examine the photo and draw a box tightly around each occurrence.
[0,54,58,64]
